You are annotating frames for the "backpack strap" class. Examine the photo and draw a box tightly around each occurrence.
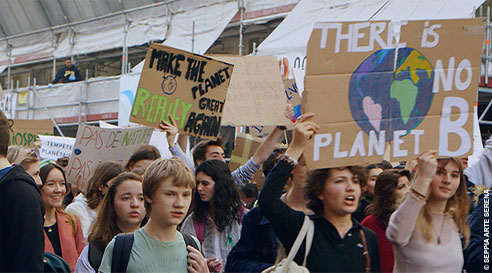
[88,242,104,272]
[193,219,205,244]
[111,233,134,273]
[181,232,200,251]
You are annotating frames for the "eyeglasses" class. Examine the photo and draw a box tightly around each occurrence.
[25,150,39,160]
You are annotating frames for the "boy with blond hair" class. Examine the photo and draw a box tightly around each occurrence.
[99,157,208,273]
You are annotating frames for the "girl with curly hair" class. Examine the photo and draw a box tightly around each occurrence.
[258,113,381,272]
[181,159,246,272]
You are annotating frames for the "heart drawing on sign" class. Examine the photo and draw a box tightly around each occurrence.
[362,96,382,132]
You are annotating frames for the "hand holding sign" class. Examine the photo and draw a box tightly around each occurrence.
[416,150,438,181]
[410,150,438,200]
[285,104,295,123]
[287,113,320,161]
[160,115,179,147]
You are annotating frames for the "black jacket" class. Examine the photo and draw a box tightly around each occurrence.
[258,160,381,272]
[52,65,82,84]
[225,207,278,272]
[353,195,372,223]
[0,165,45,272]
[464,192,490,273]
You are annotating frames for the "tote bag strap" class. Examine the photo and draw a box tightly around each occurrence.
[302,218,314,266]
[278,215,312,272]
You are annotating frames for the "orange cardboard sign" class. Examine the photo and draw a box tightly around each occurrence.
[303,19,486,168]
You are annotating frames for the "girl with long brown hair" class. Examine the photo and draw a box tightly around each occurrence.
[66,161,123,241]
[386,151,470,272]
[75,172,146,272]
[361,169,410,273]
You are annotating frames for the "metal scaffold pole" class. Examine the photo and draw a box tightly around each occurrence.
[31,78,65,137]
[238,0,245,56]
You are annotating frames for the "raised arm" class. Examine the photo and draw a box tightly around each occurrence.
[160,116,195,171]
[386,150,437,247]
[258,113,318,252]
[252,127,285,164]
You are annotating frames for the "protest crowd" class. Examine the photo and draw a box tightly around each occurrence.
[1,99,491,273]
[0,3,491,273]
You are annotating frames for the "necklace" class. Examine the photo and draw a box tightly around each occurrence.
[437,214,445,244]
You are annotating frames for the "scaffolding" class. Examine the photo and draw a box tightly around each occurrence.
[0,0,295,135]
[479,5,492,127]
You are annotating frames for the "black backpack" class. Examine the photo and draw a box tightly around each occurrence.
[88,242,105,272]
[43,252,71,273]
[111,232,199,273]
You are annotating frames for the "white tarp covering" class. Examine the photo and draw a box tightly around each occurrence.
[8,77,119,120]
[0,0,301,75]
[256,0,485,79]
[163,0,238,54]
[132,0,239,72]
[0,90,17,119]
[118,73,140,127]
[1,0,239,75]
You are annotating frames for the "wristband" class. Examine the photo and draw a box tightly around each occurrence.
[410,188,426,201]
[280,153,298,168]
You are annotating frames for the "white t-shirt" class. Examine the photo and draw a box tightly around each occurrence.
[66,194,97,241]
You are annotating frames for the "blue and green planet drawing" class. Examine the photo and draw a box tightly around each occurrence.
[348,47,434,141]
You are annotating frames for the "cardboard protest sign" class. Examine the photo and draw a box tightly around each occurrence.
[130,43,233,140]
[229,133,265,186]
[304,19,485,168]
[213,55,290,126]
[9,119,53,148]
[38,135,76,160]
[283,79,302,122]
[248,125,274,138]
[249,79,301,136]
[66,124,153,185]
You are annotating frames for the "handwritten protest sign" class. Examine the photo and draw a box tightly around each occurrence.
[38,135,76,160]
[130,44,233,140]
[229,133,265,186]
[248,125,274,138]
[9,119,53,148]
[214,55,290,126]
[304,19,485,168]
[283,79,302,122]
[249,79,300,136]
[66,124,153,185]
